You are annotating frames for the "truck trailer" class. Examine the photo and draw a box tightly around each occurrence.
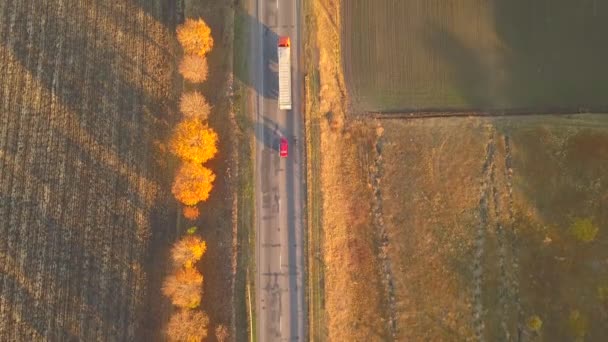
[277,36,292,110]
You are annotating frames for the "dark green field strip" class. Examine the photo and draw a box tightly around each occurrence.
[342,0,608,113]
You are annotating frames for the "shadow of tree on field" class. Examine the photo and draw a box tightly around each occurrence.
[422,0,608,113]
[0,0,180,340]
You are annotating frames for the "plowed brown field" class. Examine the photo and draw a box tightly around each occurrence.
[0,0,237,340]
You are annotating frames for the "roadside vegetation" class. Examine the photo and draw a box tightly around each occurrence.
[232,3,256,340]
[161,18,217,341]
[178,1,242,340]
[306,0,391,340]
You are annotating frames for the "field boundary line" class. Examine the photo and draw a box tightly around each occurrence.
[369,112,608,120]
[473,130,496,341]
[369,124,397,339]
[503,135,523,340]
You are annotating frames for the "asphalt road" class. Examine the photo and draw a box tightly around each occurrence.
[248,0,305,340]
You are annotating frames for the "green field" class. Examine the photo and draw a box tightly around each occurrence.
[342,0,608,112]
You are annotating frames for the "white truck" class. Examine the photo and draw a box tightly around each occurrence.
[277,36,292,110]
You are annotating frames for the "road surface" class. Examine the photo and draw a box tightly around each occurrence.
[248,0,305,340]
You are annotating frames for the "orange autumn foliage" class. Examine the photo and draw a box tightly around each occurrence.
[169,119,218,164]
[183,206,200,220]
[172,163,216,206]
[166,309,209,342]
[179,91,211,121]
[179,54,209,83]
[171,235,207,268]
[162,267,203,309]
[177,18,214,57]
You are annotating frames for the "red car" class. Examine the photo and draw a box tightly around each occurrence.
[280,137,288,158]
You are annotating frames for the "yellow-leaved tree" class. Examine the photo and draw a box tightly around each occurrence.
[177,18,214,57]
[162,267,203,309]
[166,309,209,342]
[171,235,207,268]
[179,91,211,121]
[179,54,209,84]
[169,119,218,164]
[172,162,216,206]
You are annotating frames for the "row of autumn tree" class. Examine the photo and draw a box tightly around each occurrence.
[161,18,227,342]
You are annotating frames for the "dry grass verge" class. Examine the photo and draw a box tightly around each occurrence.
[308,0,391,340]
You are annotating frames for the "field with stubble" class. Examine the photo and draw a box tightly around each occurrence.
[0,0,178,340]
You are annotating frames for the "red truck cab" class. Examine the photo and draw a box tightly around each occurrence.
[278,36,290,47]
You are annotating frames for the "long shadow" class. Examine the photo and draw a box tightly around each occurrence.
[420,0,608,113]
[0,0,173,174]
[345,0,608,113]
[132,0,180,30]
[234,7,280,99]
[0,272,78,340]
[254,117,290,152]
[493,0,608,110]
[0,188,146,340]
[0,0,179,340]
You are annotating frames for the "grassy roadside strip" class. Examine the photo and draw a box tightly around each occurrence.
[304,0,326,340]
[233,4,257,342]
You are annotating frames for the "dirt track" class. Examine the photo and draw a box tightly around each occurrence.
[0,0,178,339]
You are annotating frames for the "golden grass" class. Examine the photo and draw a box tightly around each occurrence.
[380,118,487,340]
[312,0,391,339]
[377,115,608,340]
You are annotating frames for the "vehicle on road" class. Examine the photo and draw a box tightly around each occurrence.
[280,137,288,158]
[278,36,292,110]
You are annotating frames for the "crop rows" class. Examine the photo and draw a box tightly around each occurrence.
[342,0,608,113]
[0,0,174,340]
